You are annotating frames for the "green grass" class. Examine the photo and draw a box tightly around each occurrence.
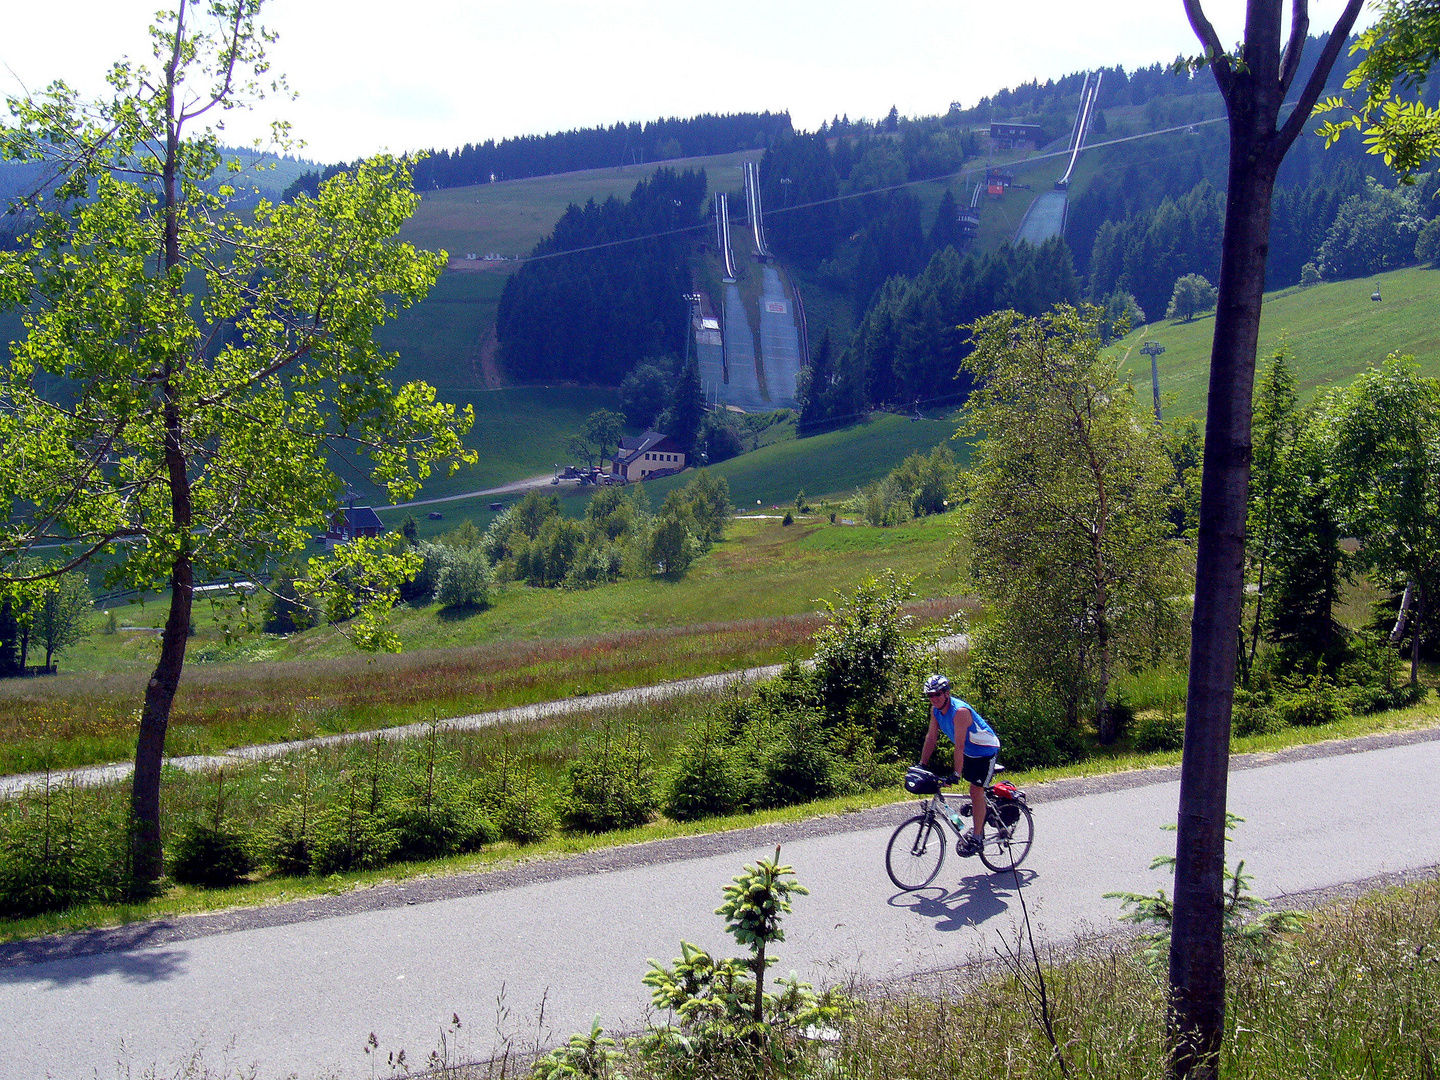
[336,384,622,505]
[399,150,761,259]
[644,411,969,508]
[374,269,510,389]
[837,877,1440,1080]
[1115,263,1440,420]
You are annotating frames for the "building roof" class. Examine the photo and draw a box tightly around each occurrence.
[338,505,385,532]
[614,430,684,465]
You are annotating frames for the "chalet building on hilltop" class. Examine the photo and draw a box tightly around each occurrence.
[989,121,1043,151]
[612,430,686,482]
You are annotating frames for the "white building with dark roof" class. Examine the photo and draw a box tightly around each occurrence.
[611,430,686,482]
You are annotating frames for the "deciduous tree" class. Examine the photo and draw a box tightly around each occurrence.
[958,304,1185,744]
[33,572,93,669]
[1170,3,1363,1076]
[0,0,473,880]
[1165,273,1218,322]
[1322,355,1440,683]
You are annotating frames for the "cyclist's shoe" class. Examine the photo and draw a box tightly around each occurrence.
[957,833,981,857]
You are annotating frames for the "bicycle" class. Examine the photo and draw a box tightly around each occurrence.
[885,764,1034,889]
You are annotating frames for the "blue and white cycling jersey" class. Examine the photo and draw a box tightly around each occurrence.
[932,696,1000,758]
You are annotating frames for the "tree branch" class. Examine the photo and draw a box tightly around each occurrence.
[1279,0,1366,148]
[1183,0,1234,99]
[1278,0,1312,93]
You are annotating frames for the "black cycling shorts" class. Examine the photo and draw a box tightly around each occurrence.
[961,754,996,786]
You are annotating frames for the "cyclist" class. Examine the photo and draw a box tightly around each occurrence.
[919,673,1000,857]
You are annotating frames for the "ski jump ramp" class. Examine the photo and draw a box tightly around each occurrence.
[1015,71,1101,246]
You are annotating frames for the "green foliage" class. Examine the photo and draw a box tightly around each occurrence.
[1273,671,1352,728]
[264,561,318,633]
[0,779,131,917]
[1165,273,1218,322]
[1321,355,1440,682]
[1131,707,1186,753]
[810,571,931,757]
[620,363,672,429]
[1315,178,1426,279]
[1416,216,1440,262]
[482,760,556,845]
[663,718,746,822]
[562,723,659,833]
[170,822,254,888]
[759,709,841,807]
[532,1016,628,1080]
[959,304,1187,742]
[30,571,92,667]
[568,410,627,470]
[969,693,1087,770]
[1108,816,1310,971]
[1318,2,1440,178]
[633,847,846,1073]
[1101,288,1146,343]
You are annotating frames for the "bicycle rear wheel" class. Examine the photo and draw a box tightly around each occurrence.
[886,813,946,890]
[979,798,1034,872]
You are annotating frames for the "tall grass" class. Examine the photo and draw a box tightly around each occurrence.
[838,878,1440,1079]
[0,598,970,774]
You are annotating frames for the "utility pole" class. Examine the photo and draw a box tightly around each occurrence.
[1141,341,1166,424]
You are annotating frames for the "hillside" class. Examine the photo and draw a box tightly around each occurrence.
[1116,263,1440,420]
[398,148,760,259]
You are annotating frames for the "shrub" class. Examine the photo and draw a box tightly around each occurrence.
[170,821,254,887]
[398,541,448,603]
[308,775,399,875]
[1232,689,1285,737]
[664,720,745,821]
[1131,708,1185,753]
[561,724,659,833]
[435,546,491,609]
[0,783,128,918]
[389,802,497,861]
[980,696,1085,772]
[265,801,314,875]
[484,765,555,845]
[810,571,930,757]
[760,710,842,807]
[1274,674,1350,727]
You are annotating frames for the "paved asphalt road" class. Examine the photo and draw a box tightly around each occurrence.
[4,730,1438,1080]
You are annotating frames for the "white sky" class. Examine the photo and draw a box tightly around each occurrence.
[1,1,1371,164]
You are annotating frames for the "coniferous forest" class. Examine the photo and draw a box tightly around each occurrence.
[371,34,1440,432]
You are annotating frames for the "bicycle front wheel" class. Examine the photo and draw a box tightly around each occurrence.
[886,813,946,890]
[979,799,1034,872]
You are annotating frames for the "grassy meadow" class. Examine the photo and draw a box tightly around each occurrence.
[374,269,509,388]
[643,410,968,508]
[399,149,761,259]
[1116,262,1440,420]
[0,514,968,772]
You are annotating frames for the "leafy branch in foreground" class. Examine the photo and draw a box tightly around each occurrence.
[0,0,473,881]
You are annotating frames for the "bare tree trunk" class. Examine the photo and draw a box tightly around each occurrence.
[1390,580,1413,642]
[1411,584,1425,685]
[1171,4,1362,1077]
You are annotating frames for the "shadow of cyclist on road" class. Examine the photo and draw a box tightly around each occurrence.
[887,867,1039,932]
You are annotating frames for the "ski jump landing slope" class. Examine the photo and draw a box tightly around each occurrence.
[1014,71,1102,246]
